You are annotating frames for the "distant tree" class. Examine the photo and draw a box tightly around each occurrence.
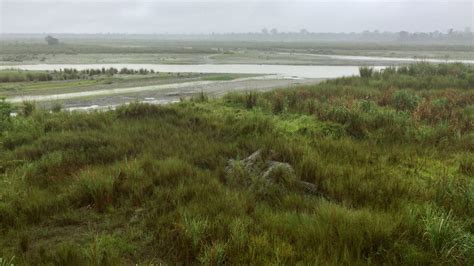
[45,35,59,45]
[398,31,409,40]
[270,28,278,35]
[299,28,309,35]
[261,28,269,35]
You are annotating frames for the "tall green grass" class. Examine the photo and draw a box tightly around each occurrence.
[0,63,472,264]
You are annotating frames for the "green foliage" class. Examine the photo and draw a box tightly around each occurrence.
[51,102,63,113]
[0,70,52,82]
[198,241,227,265]
[0,98,13,133]
[458,154,473,176]
[0,63,473,264]
[359,66,373,78]
[21,100,36,117]
[191,91,209,102]
[202,75,236,81]
[85,234,132,266]
[0,256,15,266]
[271,92,285,113]
[0,98,12,118]
[423,207,474,263]
[392,90,420,111]
[245,91,258,109]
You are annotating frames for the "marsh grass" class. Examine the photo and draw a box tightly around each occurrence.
[0,257,15,266]
[0,63,472,264]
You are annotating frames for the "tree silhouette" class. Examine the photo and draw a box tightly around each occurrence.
[45,35,59,45]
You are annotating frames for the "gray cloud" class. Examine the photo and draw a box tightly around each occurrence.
[1,0,472,33]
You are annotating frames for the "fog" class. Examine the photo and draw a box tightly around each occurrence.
[1,0,472,34]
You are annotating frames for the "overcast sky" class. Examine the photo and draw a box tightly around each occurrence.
[1,0,472,34]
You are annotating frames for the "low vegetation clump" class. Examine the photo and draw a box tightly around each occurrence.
[0,63,473,264]
[202,75,237,81]
[0,68,157,83]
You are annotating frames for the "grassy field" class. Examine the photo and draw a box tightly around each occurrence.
[0,63,473,264]
[1,39,473,65]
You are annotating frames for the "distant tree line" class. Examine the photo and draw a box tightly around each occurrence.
[205,28,474,43]
[0,71,53,82]
[55,67,155,79]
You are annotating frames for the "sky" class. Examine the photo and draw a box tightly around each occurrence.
[1,0,473,34]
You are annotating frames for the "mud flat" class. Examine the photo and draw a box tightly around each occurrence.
[8,76,323,111]
[278,53,474,64]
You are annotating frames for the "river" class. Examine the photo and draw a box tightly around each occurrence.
[0,64,385,79]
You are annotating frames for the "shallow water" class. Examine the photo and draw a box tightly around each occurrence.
[279,53,474,64]
[0,64,384,79]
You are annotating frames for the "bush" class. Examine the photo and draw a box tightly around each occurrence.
[71,169,115,212]
[0,98,13,133]
[0,256,15,266]
[51,103,63,113]
[0,98,12,120]
[359,67,374,79]
[192,91,209,102]
[47,243,85,266]
[423,207,474,264]
[21,101,36,117]
[467,73,474,88]
[392,90,420,111]
[245,91,258,109]
[459,154,473,176]
[271,92,285,114]
[116,102,178,119]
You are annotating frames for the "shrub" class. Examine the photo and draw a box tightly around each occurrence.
[116,102,178,119]
[192,91,209,102]
[422,207,474,263]
[142,157,195,187]
[392,90,420,111]
[459,154,473,176]
[0,256,15,266]
[181,213,210,249]
[467,73,474,88]
[199,242,227,265]
[71,169,114,212]
[245,91,258,109]
[85,235,132,266]
[21,101,36,117]
[51,103,63,113]
[24,151,67,186]
[271,92,285,114]
[47,243,85,266]
[0,99,13,133]
[0,98,12,120]
[359,67,374,79]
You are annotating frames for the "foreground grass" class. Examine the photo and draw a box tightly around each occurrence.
[0,63,473,264]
